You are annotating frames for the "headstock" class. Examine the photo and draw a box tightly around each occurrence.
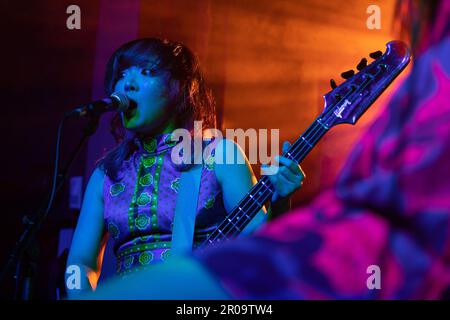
[321,41,411,127]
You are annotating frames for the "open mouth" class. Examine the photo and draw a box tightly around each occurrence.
[124,98,138,118]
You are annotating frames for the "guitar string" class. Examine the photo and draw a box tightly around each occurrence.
[203,111,339,243]
[203,77,371,244]
[205,75,369,242]
[202,121,327,243]
[203,69,381,244]
[204,81,370,244]
[213,103,340,238]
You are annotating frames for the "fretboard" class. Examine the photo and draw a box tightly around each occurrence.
[200,117,329,247]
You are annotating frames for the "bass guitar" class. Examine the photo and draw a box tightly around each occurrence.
[201,40,411,247]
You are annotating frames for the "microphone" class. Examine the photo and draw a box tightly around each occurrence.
[65,92,130,118]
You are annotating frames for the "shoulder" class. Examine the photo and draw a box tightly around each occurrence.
[91,166,106,182]
[86,167,106,198]
[213,138,247,164]
[213,138,253,186]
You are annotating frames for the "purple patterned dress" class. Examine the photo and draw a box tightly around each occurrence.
[103,133,225,275]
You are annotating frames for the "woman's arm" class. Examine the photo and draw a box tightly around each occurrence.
[214,139,305,235]
[66,167,107,299]
[213,139,269,235]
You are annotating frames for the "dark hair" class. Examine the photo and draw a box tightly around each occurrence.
[98,38,216,181]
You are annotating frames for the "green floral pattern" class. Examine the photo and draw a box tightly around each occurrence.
[138,251,154,265]
[137,192,151,206]
[170,178,180,193]
[143,138,157,153]
[164,133,178,147]
[139,173,153,187]
[110,183,125,197]
[161,249,171,261]
[135,214,150,230]
[108,222,120,240]
[204,155,215,170]
[204,194,216,209]
[142,156,156,168]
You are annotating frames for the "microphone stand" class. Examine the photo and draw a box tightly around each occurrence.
[0,112,101,300]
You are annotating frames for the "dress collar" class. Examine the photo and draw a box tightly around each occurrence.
[134,132,178,155]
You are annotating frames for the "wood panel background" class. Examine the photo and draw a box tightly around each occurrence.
[135,0,407,206]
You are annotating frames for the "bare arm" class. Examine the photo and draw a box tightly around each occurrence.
[66,167,107,299]
[214,139,268,235]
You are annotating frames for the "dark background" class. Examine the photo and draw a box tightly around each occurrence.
[0,0,99,299]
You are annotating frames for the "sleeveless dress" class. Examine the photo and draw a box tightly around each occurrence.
[103,132,226,275]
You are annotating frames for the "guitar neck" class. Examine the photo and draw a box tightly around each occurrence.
[198,40,411,247]
[201,117,329,247]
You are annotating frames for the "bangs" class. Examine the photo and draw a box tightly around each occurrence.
[115,47,161,72]
[104,39,173,95]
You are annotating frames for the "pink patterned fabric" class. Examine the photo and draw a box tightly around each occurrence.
[195,37,450,299]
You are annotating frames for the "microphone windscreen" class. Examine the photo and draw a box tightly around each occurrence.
[110,92,130,112]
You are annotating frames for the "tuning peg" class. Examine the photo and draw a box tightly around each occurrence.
[341,69,355,80]
[330,79,337,89]
[369,50,383,59]
[356,58,367,71]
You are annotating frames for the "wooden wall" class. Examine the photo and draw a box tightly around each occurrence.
[136,0,407,205]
